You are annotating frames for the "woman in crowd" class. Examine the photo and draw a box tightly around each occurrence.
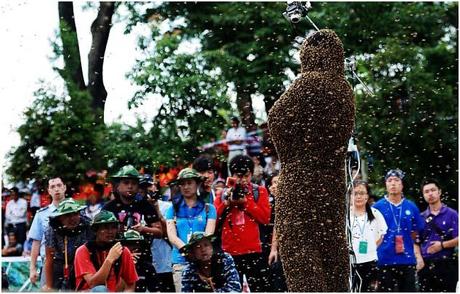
[181,232,241,292]
[351,180,388,292]
[165,168,217,292]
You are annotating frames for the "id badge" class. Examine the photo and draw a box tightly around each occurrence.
[358,240,368,254]
[234,210,245,226]
[395,235,404,254]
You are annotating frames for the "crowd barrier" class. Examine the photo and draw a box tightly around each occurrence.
[2,256,42,292]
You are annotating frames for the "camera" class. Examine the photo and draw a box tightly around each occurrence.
[225,176,248,201]
[283,1,310,23]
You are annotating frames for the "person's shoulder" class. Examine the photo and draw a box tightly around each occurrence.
[75,243,89,255]
[103,199,119,211]
[444,206,458,216]
[38,205,51,213]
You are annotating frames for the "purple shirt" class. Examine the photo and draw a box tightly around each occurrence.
[420,204,458,260]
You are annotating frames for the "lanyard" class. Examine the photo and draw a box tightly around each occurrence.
[352,213,367,240]
[388,200,404,233]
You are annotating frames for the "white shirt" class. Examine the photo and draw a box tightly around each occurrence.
[351,207,388,264]
[5,198,28,225]
[226,126,247,151]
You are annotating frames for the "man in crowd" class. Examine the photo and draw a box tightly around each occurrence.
[225,117,247,164]
[4,187,28,245]
[193,155,216,204]
[214,155,271,292]
[103,165,163,291]
[43,198,92,291]
[418,178,458,292]
[74,210,138,292]
[373,169,425,292]
[28,176,66,287]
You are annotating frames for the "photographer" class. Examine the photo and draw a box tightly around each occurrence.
[74,210,138,292]
[214,155,271,292]
[103,165,163,291]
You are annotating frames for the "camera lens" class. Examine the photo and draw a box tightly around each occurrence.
[290,13,301,23]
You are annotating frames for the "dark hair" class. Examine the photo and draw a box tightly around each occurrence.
[231,116,240,123]
[193,156,214,173]
[10,187,19,194]
[265,172,279,190]
[229,155,254,175]
[353,180,375,223]
[48,176,65,185]
[420,178,441,192]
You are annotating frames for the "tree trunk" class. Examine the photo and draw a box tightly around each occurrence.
[235,85,256,130]
[58,2,86,91]
[88,2,115,118]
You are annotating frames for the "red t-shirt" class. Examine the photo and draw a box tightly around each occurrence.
[214,183,271,255]
[74,244,138,292]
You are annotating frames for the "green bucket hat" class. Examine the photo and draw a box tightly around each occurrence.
[91,210,119,228]
[111,165,142,180]
[170,168,204,185]
[51,198,86,218]
[181,232,216,255]
[123,229,144,241]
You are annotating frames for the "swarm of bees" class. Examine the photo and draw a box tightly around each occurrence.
[268,29,355,292]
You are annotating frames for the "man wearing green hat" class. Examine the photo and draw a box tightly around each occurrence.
[103,164,163,291]
[181,232,241,292]
[43,198,93,291]
[74,210,138,292]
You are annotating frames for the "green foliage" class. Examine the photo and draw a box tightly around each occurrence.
[313,2,458,202]
[7,84,105,186]
[126,33,231,167]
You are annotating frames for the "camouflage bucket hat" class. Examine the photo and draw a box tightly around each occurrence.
[123,229,144,241]
[111,165,142,180]
[51,198,86,218]
[181,232,216,255]
[170,168,204,185]
[91,210,119,228]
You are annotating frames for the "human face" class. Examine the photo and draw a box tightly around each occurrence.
[214,182,225,192]
[48,178,66,202]
[232,171,251,187]
[96,223,119,243]
[269,176,279,197]
[423,183,441,205]
[353,184,369,208]
[199,170,214,189]
[117,178,139,197]
[8,234,17,246]
[179,179,198,198]
[385,176,403,196]
[231,121,239,128]
[58,212,81,229]
[192,239,213,262]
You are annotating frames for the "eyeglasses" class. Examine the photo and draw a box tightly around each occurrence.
[354,191,368,196]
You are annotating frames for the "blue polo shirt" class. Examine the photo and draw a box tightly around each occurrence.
[373,196,425,266]
[165,197,217,264]
[27,203,58,257]
[420,204,458,261]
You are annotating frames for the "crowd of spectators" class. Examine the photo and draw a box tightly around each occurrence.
[1,118,457,292]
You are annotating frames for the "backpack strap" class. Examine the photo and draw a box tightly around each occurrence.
[252,183,259,202]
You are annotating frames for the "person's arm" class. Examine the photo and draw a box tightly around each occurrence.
[414,243,424,271]
[166,220,186,250]
[243,186,271,225]
[268,227,279,266]
[131,220,163,238]
[216,254,242,292]
[44,246,55,291]
[180,265,194,292]
[82,242,123,288]
[29,239,41,284]
[205,219,217,236]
